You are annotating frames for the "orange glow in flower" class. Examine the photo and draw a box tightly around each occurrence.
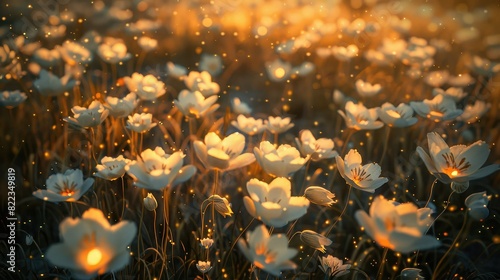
[87,248,103,266]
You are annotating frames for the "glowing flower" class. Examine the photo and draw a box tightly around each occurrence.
[196,261,212,274]
[304,186,336,206]
[34,69,77,97]
[355,196,440,253]
[300,230,332,253]
[173,90,219,118]
[137,36,157,52]
[143,193,158,211]
[266,59,292,82]
[296,129,338,161]
[0,90,27,108]
[338,101,384,130]
[59,40,93,66]
[125,147,196,191]
[318,255,351,278]
[457,100,490,123]
[184,71,220,97]
[238,225,297,276]
[432,87,467,102]
[243,177,309,227]
[355,79,382,98]
[336,149,388,193]
[33,47,61,67]
[401,268,425,280]
[377,102,418,128]
[203,195,233,217]
[410,94,463,122]
[94,156,130,181]
[64,100,109,128]
[105,93,138,118]
[254,141,309,177]
[166,62,187,79]
[97,38,131,64]
[465,191,491,221]
[231,115,266,136]
[331,45,358,61]
[448,73,475,87]
[265,116,294,134]
[194,132,255,171]
[232,97,252,115]
[199,54,223,76]
[416,132,500,193]
[46,208,136,279]
[33,169,94,202]
[469,55,500,76]
[200,238,214,249]
[124,73,166,101]
[424,70,449,88]
[126,113,157,133]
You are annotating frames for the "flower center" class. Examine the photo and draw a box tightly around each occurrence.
[87,248,103,266]
[386,109,401,118]
[441,152,470,177]
[350,166,371,183]
[54,180,78,196]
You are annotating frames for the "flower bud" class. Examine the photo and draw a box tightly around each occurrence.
[465,191,491,221]
[300,230,332,253]
[26,234,34,246]
[304,186,336,206]
[203,195,233,218]
[200,238,214,249]
[143,193,158,211]
[401,268,424,280]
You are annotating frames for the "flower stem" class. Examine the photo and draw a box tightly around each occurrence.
[379,126,391,166]
[376,248,389,280]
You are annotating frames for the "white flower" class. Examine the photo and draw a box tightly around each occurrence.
[300,230,332,253]
[318,255,351,278]
[97,38,131,64]
[94,156,130,181]
[469,55,500,76]
[424,70,449,88]
[266,59,292,82]
[296,129,338,161]
[238,225,297,276]
[416,132,500,193]
[64,100,109,128]
[194,132,255,171]
[196,261,212,274]
[105,93,138,118]
[457,100,490,123]
[173,90,219,118]
[304,186,336,206]
[199,54,223,76]
[448,73,475,87]
[355,196,440,253]
[401,268,425,280]
[124,73,166,101]
[126,113,157,133]
[432,87,467,102]
[254,141,309,177]
[410,94,463,122]
[232,97,252,115]
[143,193,158,211]
[59,40,93,66]
[125,147,196,191]
[265,116,294,134]
[243,177,309,227]
[137,36,157,52]
[377,102,418,128]
[355,79,382,98]
[46,208,136,279]
[0,90,27,108]
[231,115,266,136]
[336,149,388,193]
[465,191,491,221]
[338,101,384,130]
[166,62,187,79]
[331,45,358,61]
[184,71,220,97]
[33,169,94,202]
[34,69,76,97]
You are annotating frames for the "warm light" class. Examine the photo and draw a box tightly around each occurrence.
[274,67,286,79]
[386,110,401,118]
[451,170,458,177]
[87,248,103,266]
